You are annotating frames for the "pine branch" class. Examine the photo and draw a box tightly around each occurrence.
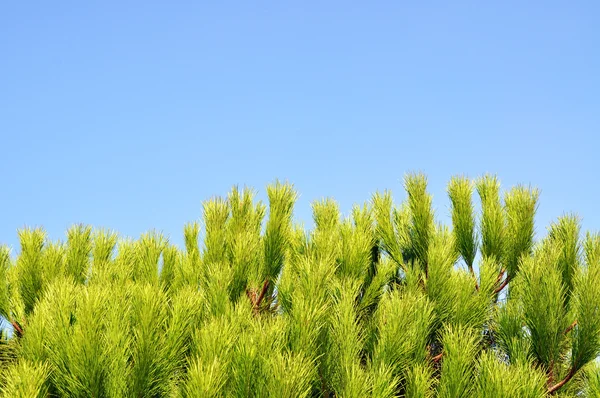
[11,321,23,338]
[247,279,271,313]
[494,275,511,294]
[495,268,506,285]
[427,344,443,362]
[547,367,576,394]
[468,264,479,291]
[431,352,443,362]
[255,279,270,309]
[564,320,577,335]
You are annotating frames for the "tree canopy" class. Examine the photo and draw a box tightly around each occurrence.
[1,174,600,397]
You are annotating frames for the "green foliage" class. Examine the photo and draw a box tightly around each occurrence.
[476,351,547,398]
[584,232,600,269]
[405,363,435,398]
[437,325,479,398]
[263,181,296,281]
[16,228,46,316]
[477,175,505,265]
[134,232,165,284]
[373,191,407,267]
[405,173,434,270]
[570,242,600,370]
[202,197,229,265]
[372,289,434,380]
[159,244,178,292]
[1,360,49,398]
[90,229,117,283]
[504,186,538,278]
[448,176,477,270]
[548,215,581,297]
[266,351,315,398]
[520,241,570,370]
[585,363,600,397]
[64,224,93,284]
[0,248,11,321]
[0,175,599,397]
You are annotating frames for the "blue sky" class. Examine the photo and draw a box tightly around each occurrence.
[1,1,598,251]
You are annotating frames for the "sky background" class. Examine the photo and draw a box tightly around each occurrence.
[1,1,599,252]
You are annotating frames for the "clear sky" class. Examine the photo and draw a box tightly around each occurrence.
[1,2,599,251]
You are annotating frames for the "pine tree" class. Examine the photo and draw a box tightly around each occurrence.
[0,175,599,397]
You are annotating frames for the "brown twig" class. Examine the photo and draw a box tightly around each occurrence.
[547,361,555,386]
[495,268,506,285]
[247,279,271,313]
[494,275,511,294]
[255,279,270,307]
[467,264,479,291]
[548,367,576,394]
[426,344,443,362]
[11,320,23,338]
[564,320,577,335]
[245,288,256,303]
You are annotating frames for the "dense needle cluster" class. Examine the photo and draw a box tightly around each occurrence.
[1,174,600,397]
